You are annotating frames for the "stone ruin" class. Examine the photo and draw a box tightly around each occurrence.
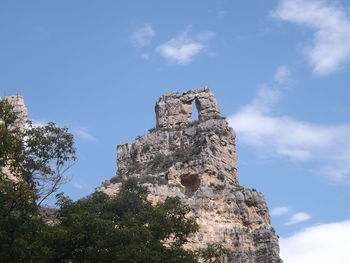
[99,87,283,263]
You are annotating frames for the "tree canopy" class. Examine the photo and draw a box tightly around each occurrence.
[0,98,229,263]
[41,178,200,263]
[0,98,77,204]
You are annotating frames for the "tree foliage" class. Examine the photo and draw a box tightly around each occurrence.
[0,97,77,261]
[23,121,77,204]
[198,243,231,263]
[0,98,77,204]
[41,178,199,263]
[0,99,24,175]
[0,98,230,262]
[0,174,44,262]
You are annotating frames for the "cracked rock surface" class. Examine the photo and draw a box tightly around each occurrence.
[98,87,283,263]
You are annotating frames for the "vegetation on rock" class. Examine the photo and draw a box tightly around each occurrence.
[0,98,229,263]
[0,99,77,205]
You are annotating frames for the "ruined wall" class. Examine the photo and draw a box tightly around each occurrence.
[99,87,282,263]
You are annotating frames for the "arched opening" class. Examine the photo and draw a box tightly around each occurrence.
[191,100,198,121]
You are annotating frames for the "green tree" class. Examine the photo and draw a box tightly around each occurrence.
[23,121,77,205]
[0,98,77,204]
[0,99,230,262]
[42,178,199,263]
[197,243,231,263]
[0,174,44,262]
[0,99,24,176]
[0,98,77,262]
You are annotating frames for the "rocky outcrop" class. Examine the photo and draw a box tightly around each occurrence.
[0,95,28,131]
[155,87,221,130]
[0,95,28,181]
[99,87,282,263]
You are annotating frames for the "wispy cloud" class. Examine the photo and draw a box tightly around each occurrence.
[156,26,215,64]
[228,66,350,183]
[281,220,350,262]
[271,206,292,216]
[271,0,350,75]
[130,24,155,48]
[74,127,97,142]
[274,65,291,85]
[285,212,311,225]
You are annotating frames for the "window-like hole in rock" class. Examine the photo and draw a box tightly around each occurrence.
[191,100,198,121]
[180,173,200,191]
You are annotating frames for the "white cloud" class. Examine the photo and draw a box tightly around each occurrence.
[272,0,350,75]
[285,212,311,225]
[274,65,291,85]
[229,89,342,160]
[280,220,350,262]
[130,24,155,48]
[75,127,97,142]
[228,67,350,183]
[156,26,215,64]
[271,206,292,216]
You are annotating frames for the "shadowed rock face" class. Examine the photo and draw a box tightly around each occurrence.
[99,87,283,263]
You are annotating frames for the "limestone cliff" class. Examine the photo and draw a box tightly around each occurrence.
[0,95,28,131]
[0,95,28,181]
[99,87,283,263]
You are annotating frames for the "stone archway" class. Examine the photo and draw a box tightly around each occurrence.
[155,87,221,130]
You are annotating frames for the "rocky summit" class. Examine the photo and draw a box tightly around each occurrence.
[98,87,283,263]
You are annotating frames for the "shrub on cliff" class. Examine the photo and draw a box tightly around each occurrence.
[41,178,199,263]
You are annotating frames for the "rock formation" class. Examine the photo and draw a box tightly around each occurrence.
[99,87,283,263]
[0,95,28,131]
[0,95,28,180]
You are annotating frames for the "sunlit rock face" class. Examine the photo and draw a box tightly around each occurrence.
[99,87,283,263]
[0,95,28,131]
[0,95,28,181]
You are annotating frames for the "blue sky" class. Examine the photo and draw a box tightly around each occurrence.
[1,0,350,261]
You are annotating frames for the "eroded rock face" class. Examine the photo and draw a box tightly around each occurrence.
[155,87,221,130]
[116,117,238,188]
[99,87,283,263]
[0,95,28,181]
[0,95,28,132]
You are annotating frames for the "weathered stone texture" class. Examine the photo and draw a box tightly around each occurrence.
[99,87,282,263]
[155,87,221,130]
[0,95,28,131]
[0,95,28,181]
[116,117,238,187]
